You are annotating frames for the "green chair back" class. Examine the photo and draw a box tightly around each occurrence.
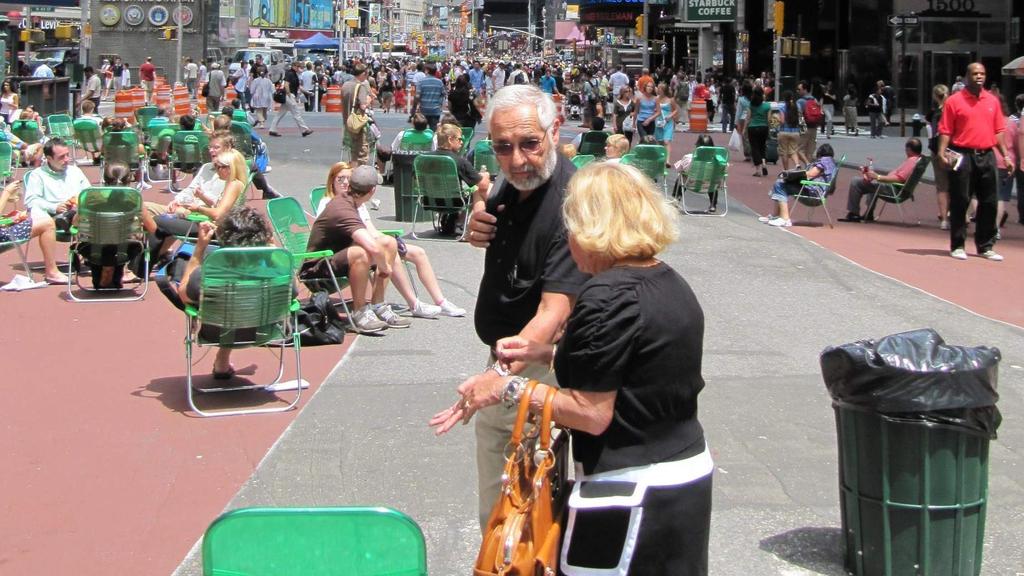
[11,120,42,145]
[887,155,930,203]
[202,507,428,576]
[266,197,313,272]
[102,131,141,169]
[578,131,609,157]
[684,146,729,196]
[232,109,249,123]
[147,123,179,155]
[46,114,74,141]
[399,129,434,152]
[309,186,327,216]
[0,141,13,180]
[413,154,467,212]
[73,119,104,155]
[230,121,255,160]
[473,139,498,176]
[623,144,668,182]
[134,106,159,130]
[170,130,211,167]
[571,154,596,169]
[195,247,295,347]
[75,187,144,247]
[460,126,474,154]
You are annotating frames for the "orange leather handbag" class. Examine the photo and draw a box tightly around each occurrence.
[474,383,569,576]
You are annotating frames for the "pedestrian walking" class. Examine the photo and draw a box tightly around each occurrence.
[183,57,199,99]
[206,62,226,113]
[139,57,156,105]
[936,62,1010,262]
[268,61,313,138]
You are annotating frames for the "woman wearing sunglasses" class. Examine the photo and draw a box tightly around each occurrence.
[432,123,490,236]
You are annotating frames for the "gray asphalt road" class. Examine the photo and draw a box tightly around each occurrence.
[175,111,1024,575]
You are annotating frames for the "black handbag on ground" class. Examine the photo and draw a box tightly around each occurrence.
[296,291,348,346]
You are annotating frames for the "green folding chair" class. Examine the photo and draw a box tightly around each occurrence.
[73,119,103,166]
[412,154,473,240]
[266,196,356,331]
[678,146,730,216]
[46,114,76,156]
[169,130,211,192]
[133,106,159,131]
[473,139,498,178]
[571,154,596,169]
[144,123,180,186]
[66,187,149,302]
[11,120,42,145]
[183,246,303,417]
[0,141,14,184]
[789,154,846,229]
[202,507,428,575]
[101,131,144,188]
[398,129,434,152]
[309,185,327,216]
[460,126,474,154]
[869,155,930,226]
[577,130,610,157]
[231,108,249,123]
[621,144,669,196]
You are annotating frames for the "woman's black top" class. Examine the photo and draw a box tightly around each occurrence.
[554,263,706,475]
[613,99,634,133]
[448,87,474,127]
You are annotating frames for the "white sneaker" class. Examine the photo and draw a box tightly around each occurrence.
[439,299,466,317]
[979,250,1003,262]
[950,248,968,260]
[353,306,388,333]
[768,217,792,227]
[939,219,949,230]
[758,215,772,223]
[373,303,412,328]
[411,300,441,318]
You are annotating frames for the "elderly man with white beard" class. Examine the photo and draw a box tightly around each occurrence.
[429,84,591,529]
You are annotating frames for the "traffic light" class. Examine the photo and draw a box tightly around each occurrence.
[774,1,784,35]
[635,15,644,37]
[160,26,177,40]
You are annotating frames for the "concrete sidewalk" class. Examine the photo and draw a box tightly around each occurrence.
[174,113,1023,574]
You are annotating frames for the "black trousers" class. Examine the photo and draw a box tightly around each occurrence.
[747,125,769,167]
[948,147,998,252]
[1016,169,1024,224]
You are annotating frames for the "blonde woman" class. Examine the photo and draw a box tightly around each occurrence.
[604,133,630,162]
[433,162,712,575]
[316,161,466,318]
[927,84,950,229]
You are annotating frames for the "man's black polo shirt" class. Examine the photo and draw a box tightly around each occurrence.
[474,155,589,347]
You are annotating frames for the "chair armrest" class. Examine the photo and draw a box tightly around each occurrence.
[380,228,405,237]
[799,180,828,187]
[69,226,78,235]
[186,213,210,222]
[184,304,198,318]
[290,299,301,313]
[0,217,12,226]
[294,249,334,261]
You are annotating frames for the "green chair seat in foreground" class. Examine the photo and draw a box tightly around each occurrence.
[789,154,847,229]
[411,154,474,240]
[679,146,730,216]
[66,186,149,302]
[202,507,427,575]
[621,144,670,196]
[183,246,303,417]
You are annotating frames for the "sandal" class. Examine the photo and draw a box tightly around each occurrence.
[45,274,69,285]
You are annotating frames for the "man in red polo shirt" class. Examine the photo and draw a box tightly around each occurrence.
[936,62,1009,261]
[139,57,156,105]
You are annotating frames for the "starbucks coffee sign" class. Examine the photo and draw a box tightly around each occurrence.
[685,0,736,22]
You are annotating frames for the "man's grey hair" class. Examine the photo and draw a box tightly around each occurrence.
[485,85,558,133]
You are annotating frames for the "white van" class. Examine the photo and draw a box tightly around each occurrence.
[233,48,286,82]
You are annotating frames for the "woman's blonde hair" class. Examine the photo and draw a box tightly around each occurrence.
[605,134,630,157]
[217,149,247,185]
[932,84,949,105]
[563,162,677,262]
[436,123,463,149]
[325,161,353,198]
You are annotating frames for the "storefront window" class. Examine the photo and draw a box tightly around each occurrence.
[977,22,1005,44]
[923,20,974,45]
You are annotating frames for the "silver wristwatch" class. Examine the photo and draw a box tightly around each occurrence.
[490,361,511,377]
[501,376,529,409]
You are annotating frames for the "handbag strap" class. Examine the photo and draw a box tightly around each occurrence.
[509,379,539,446]
[538,386,557,450]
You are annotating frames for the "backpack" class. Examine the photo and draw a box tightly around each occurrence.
[803,98,823,126]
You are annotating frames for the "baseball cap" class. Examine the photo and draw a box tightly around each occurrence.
[349,165,379,194]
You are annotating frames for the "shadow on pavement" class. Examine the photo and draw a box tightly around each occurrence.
[897,248,955,258]
[759,526,846,576]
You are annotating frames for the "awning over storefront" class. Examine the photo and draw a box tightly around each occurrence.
[295,32,340,50]
[1003,55,1024,78]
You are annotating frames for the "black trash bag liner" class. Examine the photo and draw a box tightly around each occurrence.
[821,328,1001,438]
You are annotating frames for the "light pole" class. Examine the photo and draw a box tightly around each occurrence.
[174,0,183,85]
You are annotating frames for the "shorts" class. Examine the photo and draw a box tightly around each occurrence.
[300,248,352,288]
[777,131,801,157]
[0,216,32,242]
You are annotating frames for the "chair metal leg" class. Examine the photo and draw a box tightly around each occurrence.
[821,198,835,229]
[9,241,34,282]
[410,201,423,240]
[326,270,357,331]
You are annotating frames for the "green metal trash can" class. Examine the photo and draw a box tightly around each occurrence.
[822,329,1001,576]
[391,152,430,222]
[835,407,989,576]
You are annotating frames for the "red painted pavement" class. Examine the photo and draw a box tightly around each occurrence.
[0,170,353,575]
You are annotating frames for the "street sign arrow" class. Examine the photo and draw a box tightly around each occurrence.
[889,15,919,26]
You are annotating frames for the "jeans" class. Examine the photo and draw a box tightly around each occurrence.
[720,103,735,133]
[869,111,884,137]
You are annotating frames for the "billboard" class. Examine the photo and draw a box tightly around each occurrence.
[251,0,334,30]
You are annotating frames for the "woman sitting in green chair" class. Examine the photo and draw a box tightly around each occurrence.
[0,180,66,284]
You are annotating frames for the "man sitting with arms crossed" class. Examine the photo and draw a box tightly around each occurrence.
[301,164,411,333]
[840,137,924,222]
[23,138,91,234]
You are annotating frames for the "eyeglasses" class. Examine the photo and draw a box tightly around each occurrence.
[492,139,544,156]
[214,163,230,169]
